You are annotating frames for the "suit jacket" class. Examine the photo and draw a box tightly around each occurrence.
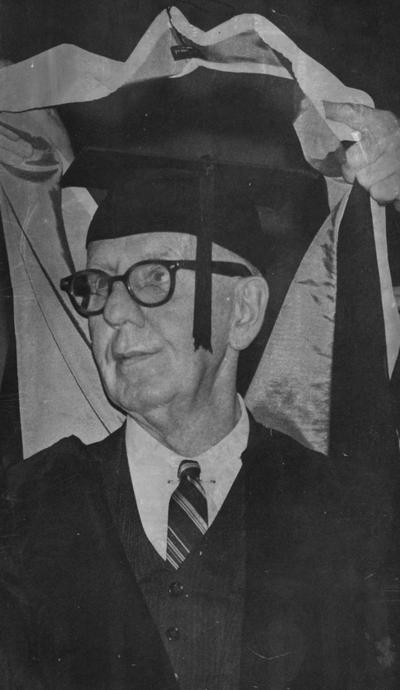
[0,416,384,689]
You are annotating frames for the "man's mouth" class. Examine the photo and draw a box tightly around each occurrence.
[113,348,159,364]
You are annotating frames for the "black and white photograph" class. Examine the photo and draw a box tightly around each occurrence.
[0,1,399,688]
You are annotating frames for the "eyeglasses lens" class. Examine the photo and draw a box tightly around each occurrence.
[70,263,172,314]
[128,263,171,304]
[72,272,109,313]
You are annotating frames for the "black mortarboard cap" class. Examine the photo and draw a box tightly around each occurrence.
[63,148,275,351]
[62,140,326,352]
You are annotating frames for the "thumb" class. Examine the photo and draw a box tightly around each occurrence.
[323,101,398,139]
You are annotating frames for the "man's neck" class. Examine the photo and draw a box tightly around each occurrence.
[127,391,241,457]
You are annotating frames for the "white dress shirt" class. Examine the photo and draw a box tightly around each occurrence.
[125,396,249,560]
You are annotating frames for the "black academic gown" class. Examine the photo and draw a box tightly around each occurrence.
[0,416,385,689]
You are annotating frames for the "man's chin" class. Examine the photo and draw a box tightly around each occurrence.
[108,380,175,417]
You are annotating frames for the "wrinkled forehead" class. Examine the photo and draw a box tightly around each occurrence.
[86,232,246,270]
[86,232,196,270]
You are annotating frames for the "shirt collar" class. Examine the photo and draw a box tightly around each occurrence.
[125,396,249,558]
[125,394,249,478]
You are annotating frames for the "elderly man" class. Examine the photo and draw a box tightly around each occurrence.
[1,102,400,689]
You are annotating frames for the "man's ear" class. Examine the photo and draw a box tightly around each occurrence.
[229,276,269,351]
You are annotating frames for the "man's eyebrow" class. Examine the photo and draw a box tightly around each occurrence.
[87,259,116,272]
[88,248,185,271]
[141,247,187,260]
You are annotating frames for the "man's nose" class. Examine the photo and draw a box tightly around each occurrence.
[102,281,145,328]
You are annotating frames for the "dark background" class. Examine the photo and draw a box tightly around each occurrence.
[1,0,400,112]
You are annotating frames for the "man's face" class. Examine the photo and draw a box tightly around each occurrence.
[87,232,237,419]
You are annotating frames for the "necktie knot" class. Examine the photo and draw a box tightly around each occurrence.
[178,459,201,481]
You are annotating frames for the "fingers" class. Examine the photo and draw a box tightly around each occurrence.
[369,172,400,205]
[0,112,73,175]
[344,130,392,169]
[0,124,34,165]
[323,101,399,140]
[342,142,400,187]
[324,101,400,209]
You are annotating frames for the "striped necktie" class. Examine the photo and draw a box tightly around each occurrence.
[166,459,208,570]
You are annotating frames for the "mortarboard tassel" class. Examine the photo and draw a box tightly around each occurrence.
[193,156,215,352]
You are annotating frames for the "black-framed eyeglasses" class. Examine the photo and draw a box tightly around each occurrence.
[60,259,252,317]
